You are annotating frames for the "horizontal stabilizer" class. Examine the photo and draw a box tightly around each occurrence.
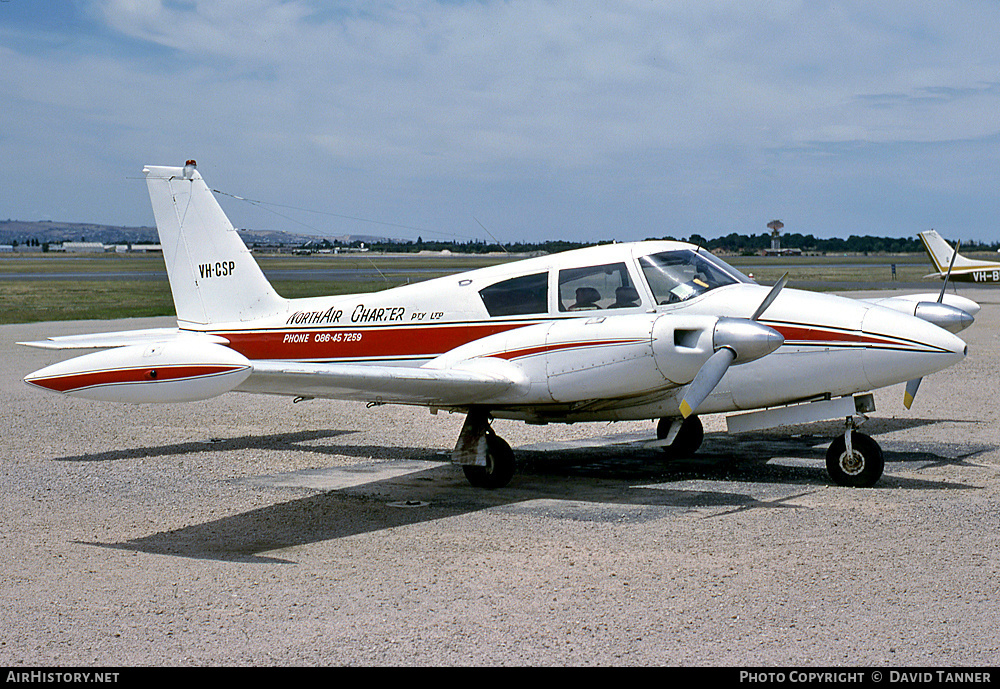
[19,328,228,350]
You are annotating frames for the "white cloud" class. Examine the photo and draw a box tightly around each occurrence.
[84,2,1000,155]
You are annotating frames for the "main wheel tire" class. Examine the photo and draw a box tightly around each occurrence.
[462,432,516,489]
[826,431,884,487]
[656,415,704,458]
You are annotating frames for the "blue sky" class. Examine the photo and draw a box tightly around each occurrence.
[3,1,1000,244]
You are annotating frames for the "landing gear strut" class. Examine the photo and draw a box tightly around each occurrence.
[656,415,704,458]
[453,407,516,489]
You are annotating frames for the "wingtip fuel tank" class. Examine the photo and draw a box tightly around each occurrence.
[24,341,252,404]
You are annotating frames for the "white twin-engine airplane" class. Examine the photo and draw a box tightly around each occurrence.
[22,162,978,489]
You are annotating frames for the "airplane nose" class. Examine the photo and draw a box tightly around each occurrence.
[861,306,967,390]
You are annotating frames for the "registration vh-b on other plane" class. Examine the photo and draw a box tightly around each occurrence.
[23,162,977,488]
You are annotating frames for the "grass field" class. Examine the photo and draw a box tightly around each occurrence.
[0,253,517,324]
[728,254,933,286]
[0,250,949,325]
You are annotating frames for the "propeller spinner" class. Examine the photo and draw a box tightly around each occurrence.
[678,276,787,418]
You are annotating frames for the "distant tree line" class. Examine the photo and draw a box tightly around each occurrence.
[680,232,929,254]
[3,238,51,251]
[324,232,1000,255]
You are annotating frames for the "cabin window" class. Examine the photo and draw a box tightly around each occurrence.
[639,249,747,305]
[478,272,549,317]
[557,262,640,311]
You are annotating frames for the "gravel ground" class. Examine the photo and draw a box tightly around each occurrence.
[2,287,999,667]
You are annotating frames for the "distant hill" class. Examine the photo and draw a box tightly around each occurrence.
[0,220,392,247]
[0,221,159,245]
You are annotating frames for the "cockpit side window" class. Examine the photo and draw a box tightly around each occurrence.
[478,272,549,317]
[557,262,641,311]
[639,250,747,305]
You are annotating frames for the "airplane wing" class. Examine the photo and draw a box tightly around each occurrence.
[18,328,228,350]
[22,333,532,406]
[243,359,531,406]
[21,312,779,409]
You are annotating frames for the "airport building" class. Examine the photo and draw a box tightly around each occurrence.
[54,242,107,253]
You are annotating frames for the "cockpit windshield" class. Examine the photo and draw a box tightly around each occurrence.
[639,249,752,305]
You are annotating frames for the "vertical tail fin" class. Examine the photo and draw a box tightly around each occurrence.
[143,163,286,326]
[918,230,973,274]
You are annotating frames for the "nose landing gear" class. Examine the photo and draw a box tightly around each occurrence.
[657,404,886,487]
[826,427,884,488]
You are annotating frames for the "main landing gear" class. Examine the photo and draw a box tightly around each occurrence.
[655,415,704,458]
[453,407,516,489]
[463,430,516,489]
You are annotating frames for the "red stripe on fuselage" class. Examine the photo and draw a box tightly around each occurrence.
[489,338,646,361]
[27,365,247,394]
[214,321,535,362]
[770,324,913,349]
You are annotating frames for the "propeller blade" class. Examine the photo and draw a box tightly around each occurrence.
[751,273,788,321]
[938,239,960,303]
[903,378,922,409]
[679,347,735,418]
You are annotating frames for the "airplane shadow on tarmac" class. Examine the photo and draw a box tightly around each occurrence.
[77,418,993,563]
[54,429,374,463]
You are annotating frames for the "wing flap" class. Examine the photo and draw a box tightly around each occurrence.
[243,359,530,406]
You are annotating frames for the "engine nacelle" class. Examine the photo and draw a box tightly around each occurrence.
[23,341,252,403]
[867,293,978,332]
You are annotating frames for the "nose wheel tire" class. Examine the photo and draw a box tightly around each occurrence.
[462,432,516,489]
[826,431,884,487]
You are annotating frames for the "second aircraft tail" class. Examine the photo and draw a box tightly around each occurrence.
[919,230,970,275]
